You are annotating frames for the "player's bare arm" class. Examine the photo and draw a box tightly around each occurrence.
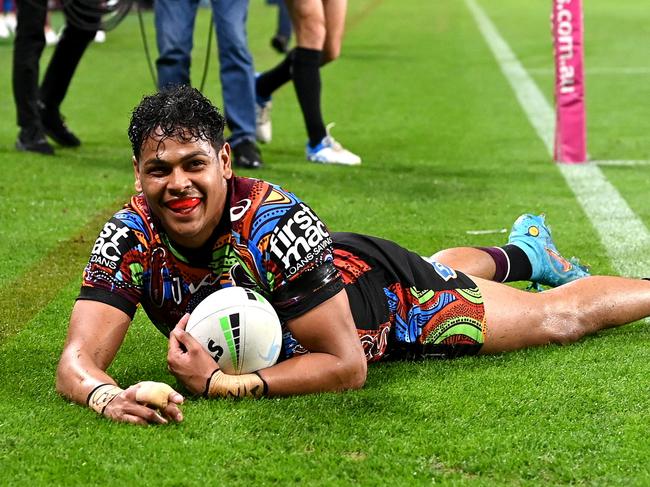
[167,289,366,398]
[57,300,184,425]
[258,289,367,395]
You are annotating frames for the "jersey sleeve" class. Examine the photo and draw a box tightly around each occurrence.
[77,215,146,318]
[261,194,344,321]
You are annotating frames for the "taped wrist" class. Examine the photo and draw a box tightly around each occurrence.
[204,369,267,399]
[87,383,124,414]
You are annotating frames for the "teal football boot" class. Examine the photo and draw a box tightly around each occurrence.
[508,213,590,288]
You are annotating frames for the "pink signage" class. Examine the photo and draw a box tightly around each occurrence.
[552,0,587,163]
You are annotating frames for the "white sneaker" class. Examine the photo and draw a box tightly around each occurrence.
[45,27,59,46]
[94,30,106,43]
[0,15,10,39]
[4,12,16,34]
[306,123,361,166]
[256,100,272,144]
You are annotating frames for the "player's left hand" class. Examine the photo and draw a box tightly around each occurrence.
[167,313,219,395]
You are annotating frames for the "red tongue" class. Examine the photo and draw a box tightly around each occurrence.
[167,198,201,210]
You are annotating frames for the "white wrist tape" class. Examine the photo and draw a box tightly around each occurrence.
[87,384,124,415]
[204,369,267,399]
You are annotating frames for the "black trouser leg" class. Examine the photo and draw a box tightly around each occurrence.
[40,18,96,111]
[12,0,48,130]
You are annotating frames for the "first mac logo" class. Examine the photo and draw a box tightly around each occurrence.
[269,203,331,276]
[90,221,130,269]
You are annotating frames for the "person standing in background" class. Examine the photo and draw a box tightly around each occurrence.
[155,0,265,169]
[12,0,97,155]
[255,0,361,165]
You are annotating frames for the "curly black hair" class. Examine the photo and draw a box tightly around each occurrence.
[128,85,226,159]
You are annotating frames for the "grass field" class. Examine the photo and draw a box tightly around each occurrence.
[1,0,650,484]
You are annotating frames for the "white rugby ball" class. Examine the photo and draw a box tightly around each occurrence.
[186,287,282,375]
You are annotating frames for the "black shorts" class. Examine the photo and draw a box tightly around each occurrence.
[333,233,486,361]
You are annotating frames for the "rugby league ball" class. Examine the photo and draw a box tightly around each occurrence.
[186,287,282,374]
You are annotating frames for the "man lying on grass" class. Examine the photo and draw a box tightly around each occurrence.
[56,85,650,425]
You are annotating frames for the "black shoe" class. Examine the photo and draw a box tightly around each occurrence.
[40,104,81,147]
[16,127,55,155]
[270,35,289,54]
[232,140,264,169]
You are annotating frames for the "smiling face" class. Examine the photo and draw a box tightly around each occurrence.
[133,133,233,249]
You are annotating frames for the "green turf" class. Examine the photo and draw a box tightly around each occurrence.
[1,0,650,484]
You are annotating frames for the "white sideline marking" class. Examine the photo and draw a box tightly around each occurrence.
[595,160,650,167]
[527,67,650,76]
[464,0,650,277]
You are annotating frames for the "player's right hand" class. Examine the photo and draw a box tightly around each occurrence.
[102,381,184,425]
[167,313,219,396]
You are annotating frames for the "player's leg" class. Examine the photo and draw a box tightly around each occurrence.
[430,247,498,280]
[475,275,650,353]
[256,0,326,102]
[431,213,589,286]
[255,0,325,145]
[322,0,347,64]
[283,0,328,149]
[286,0,326,50]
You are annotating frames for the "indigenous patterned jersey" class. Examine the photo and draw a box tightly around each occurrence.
[79,176,485,362]
[79,177,343,336]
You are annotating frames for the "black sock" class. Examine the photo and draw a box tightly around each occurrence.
[256,50,294,100]
[503,244,533,281]
[477,244,532,282]
[292,47,326,146]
